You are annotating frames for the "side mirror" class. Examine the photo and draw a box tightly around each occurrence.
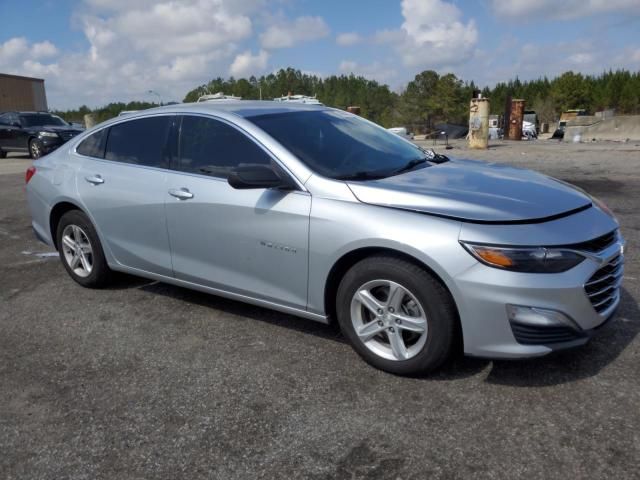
[227,164,295,190]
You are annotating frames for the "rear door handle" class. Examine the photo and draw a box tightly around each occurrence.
[85,174,104,185]
[168,188,194,200]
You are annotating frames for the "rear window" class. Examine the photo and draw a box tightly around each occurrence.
[76,128,108,158]
[20,113,67,127]
[105,116,173,168]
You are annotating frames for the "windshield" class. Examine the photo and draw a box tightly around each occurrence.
[248,110,427,180]
[19,114,68,127]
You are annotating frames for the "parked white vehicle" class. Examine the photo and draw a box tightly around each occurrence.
[523,121,537,139]
[197,92,242,102]
[272,95,323,105]
[388,127,414,140]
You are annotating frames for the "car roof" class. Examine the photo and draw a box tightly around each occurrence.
[15,111,55,115]
[140,100,329,119]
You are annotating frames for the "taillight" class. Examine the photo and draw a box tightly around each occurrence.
[25,166,36,184]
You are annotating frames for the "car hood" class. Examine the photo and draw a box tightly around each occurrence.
[347,159,592,223]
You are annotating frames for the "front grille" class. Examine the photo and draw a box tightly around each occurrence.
[562,230,617,253]
[511,322,585,345]
[585,254,623,314]
[58,130,79,142]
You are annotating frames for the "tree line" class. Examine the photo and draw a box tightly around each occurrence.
[55,68,640,129]
[55,101,159,125]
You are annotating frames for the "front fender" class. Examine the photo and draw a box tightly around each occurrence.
[307,197,469,316]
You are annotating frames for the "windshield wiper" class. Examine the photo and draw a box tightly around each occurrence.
[335,171,389,181]
[421,148,450,164]
[429,152,450,164]
[389,158,429,176]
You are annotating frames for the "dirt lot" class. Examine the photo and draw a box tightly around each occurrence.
[1,140,639,479]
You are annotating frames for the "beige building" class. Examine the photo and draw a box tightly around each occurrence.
[0,73,48,112]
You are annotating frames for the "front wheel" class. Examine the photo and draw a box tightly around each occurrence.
[56,210,113,288]
[336,255,457,375]
[29,138,43,159]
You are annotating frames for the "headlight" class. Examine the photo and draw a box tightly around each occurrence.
[460,242,585,273]
[38,131,58,137]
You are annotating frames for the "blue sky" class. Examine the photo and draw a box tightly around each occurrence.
[1,0,639,109]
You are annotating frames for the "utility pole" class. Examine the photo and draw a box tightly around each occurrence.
[147,90,163,105]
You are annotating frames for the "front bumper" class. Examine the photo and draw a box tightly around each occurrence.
[453,236,624,358]
[38,136,66,154]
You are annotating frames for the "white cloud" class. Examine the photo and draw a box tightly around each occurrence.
[568,53,594,65]
[490,0,640,19]
[110,2,252,58]
[336,32,362,46]
[260,16,330,49]
[0,37,59,79]
[21,59,61,77]
[373,0,478,69]
[1,0,264,108]
[339,60,397,83]
[85,0,267,14]
[30,41,59,59]
[0,37,29,62]
[399,0,478,68]
[230,49,269,77]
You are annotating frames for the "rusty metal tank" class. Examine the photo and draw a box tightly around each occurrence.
[507,99,525,140]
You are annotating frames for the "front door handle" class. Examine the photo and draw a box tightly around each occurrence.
[85,174,104,185]
[168,188,194,200]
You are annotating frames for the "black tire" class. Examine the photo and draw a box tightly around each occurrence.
[336,254,457,375]
[29,138,42,159]
[56,210,113,288]
[0,148,6,158]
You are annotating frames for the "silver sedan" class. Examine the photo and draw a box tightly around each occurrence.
[25,102,624,375]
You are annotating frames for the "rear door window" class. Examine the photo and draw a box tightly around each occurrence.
[5,113,19,126]
[105,116,173,168]
[177,115,271,178]
[76,128,108,158]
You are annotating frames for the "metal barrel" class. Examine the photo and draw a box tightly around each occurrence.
[468,98,490,149]
[507,99,525,140]
[83,114,96,129]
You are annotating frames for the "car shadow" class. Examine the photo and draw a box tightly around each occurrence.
[482,287,639,387]
[106,274,638,385]
[108,272,344,343]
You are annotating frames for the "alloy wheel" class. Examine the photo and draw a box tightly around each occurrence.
[350,279,428,361]
[61,224,94,278]
[30,141,42,159]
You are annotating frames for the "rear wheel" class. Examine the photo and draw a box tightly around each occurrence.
[336,255,457,375]
[29,138,43,159]
[56,210,112,288]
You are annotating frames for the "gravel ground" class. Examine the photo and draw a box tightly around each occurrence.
[1,140,639,479]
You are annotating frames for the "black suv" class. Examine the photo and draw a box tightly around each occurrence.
[0,112,83,159]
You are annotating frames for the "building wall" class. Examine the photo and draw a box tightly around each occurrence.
[564,115,640,142]
[0,73,48,112]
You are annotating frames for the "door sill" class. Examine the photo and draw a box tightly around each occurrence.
[110,264,329,323]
